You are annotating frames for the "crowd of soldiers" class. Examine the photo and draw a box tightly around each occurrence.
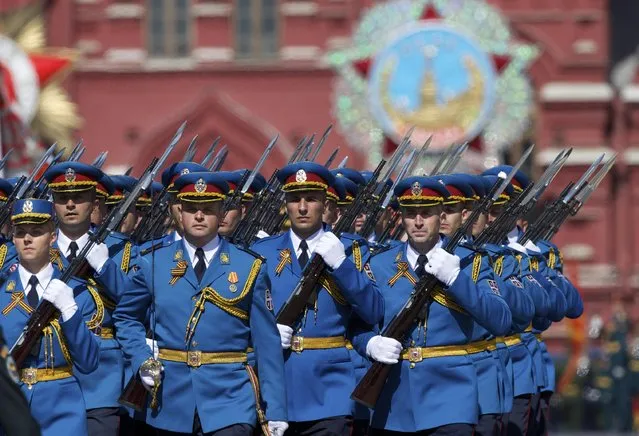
[0,128,611,436]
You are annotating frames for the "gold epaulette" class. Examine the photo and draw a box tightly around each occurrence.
[85,285,105,331]
[471,253,481,283]
[493,255,504,277]
[352,241,362,272]
[0,244,7,271]
[121,241,132,274]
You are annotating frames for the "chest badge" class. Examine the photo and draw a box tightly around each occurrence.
[6,281,15,292]
[228,272,238,292]
[220,253,230,264]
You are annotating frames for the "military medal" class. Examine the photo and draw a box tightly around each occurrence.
[228,272,238,292]
[388,262,416,286]
[170,260,188,285]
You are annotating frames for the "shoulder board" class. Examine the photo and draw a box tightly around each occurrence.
[233,245,266,262]
[140,240,172,256]
[370,243,396,257]
[250,233,281,245]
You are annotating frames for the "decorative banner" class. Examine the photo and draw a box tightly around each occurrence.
[0,1,80,175]
[327,0,539,170]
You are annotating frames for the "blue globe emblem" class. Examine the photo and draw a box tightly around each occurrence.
[368,24,497,150]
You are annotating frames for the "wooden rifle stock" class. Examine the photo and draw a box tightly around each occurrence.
[119,373,148,411]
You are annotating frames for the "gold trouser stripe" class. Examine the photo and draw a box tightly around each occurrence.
[99,327,114,339]
[496,335,523,347]
[290,335,348,352]
[20,366,73,385]
[158,349,247,365]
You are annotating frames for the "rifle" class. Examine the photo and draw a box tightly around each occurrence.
[10,125,180,369]
[200,137,221,167]
[0,149,13,173]
[324,148,339,168]
[276,160,386,326]
[350,166,519,408]
[519,153,605,244]
[538,154,615,242]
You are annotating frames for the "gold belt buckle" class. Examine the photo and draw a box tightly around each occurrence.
[22,368,38,388]
[291,336,304,353]
[187,350,202,367]
[408,347,423,363]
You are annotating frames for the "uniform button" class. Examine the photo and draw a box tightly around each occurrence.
[192,341,198,347]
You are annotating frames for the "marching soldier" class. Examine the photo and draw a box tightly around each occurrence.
[358,176,512,435]
[439,174,536,435]
[0,198,100,435]
[42,162,133,436]
[114,171,288,435]
[217,169,266,237]
[251,162,384,436]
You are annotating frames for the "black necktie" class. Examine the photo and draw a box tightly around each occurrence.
[68,241,79,262]
[415,254,428,278]
[26,275,39,308]
[298,240,309,269]
[194,248,206,283]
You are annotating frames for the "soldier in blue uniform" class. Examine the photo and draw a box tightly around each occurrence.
[365,176,512,435]
[0,198,100,435]
[251,162,384,436]
[0,178,14,239]
[438,174,535,436]
[43,162,134,436]
[114,171,288,436]
[217,169,266,237]
[0,179,19,275]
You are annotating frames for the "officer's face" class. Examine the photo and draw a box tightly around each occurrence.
[472,212,488,237]
[322,199,339,226]
[180,201,222,243]
[285,191,326,237]
[402,205,441,245]
[53,190,97,230]
[440,202,466,237]
[488,204,505,224]
[120,207,138,235]
[170,200,184,233]
[13,222,56,267]
[91,197,108,226]
[219,206,242,237]
[353,212,366,233]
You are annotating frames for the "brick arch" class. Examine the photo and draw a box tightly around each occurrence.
[133,87,294,175]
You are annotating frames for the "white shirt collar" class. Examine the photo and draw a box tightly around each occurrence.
[405,237,443,271]
[57,230,90,258]
[173,232,182,242]
[183,235,221,267]
[289,227,325,258]
[19,263,54,299]
[507,227,519,245]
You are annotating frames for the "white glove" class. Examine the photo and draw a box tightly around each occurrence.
[145,338,159,360]
[366,335,402,364]
[314,232,346,269]
[524,240,541,253]
[276,324,293,349]
[256,230,270,239]
[424,248,460,287]
[139,363,164,393]
[507,241,527,254]
[268,421,289,436]
[86,242,109,272]
[42,279,77,322]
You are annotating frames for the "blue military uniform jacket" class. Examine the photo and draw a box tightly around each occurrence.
[0,266,100,436]
[51,235,130,410]
[114,237,287,433]
[365,238,511,432]
[251,230,384,423]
